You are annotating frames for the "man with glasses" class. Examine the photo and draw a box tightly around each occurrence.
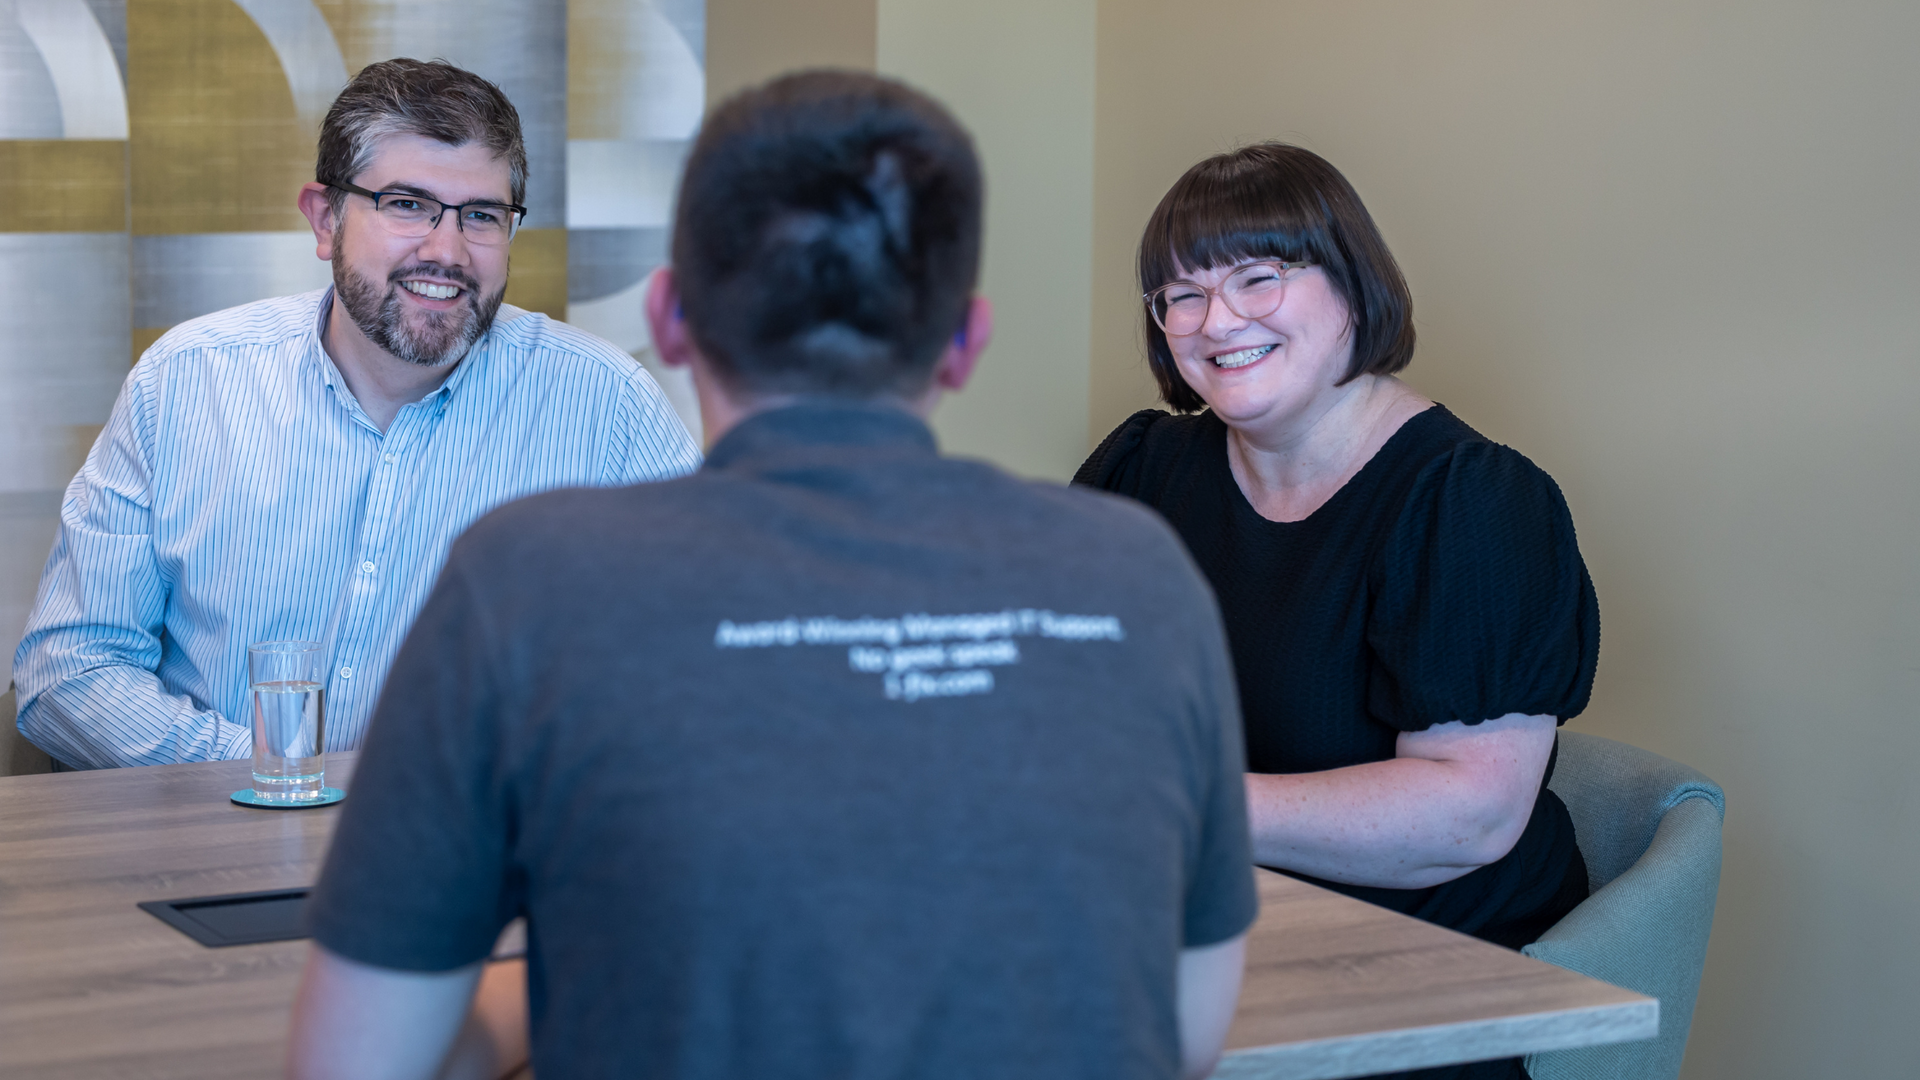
[12,59,700,769]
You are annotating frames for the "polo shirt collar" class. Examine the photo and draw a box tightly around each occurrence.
[704,398,938,471]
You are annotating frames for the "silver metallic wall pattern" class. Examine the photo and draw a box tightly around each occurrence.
[0,0,129,714]
[0,0,706,727]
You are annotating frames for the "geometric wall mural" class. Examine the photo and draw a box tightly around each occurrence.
[0,0,704,697]
[1,0,134,711]
[565,0,703,433]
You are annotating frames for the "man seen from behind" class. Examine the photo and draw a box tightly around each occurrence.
[291,71,1256,1080]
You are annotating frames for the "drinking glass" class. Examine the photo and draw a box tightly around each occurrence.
[247,641,327,803]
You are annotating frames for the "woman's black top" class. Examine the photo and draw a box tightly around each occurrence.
[1075,405,1598,949]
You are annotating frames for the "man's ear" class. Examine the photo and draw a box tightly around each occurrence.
[297,183,339,262]
[929,296,993,394]
[644,267,700,369]
[644,266,759,449]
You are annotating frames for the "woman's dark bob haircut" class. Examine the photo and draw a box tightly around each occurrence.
[1139,143,1415,412]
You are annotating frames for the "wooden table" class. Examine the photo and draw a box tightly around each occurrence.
[1220,871,1653,1078]
[0,758,1653,1079]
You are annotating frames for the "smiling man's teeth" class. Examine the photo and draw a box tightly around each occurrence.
[402,281,460,300]
[1213,344,1276,369]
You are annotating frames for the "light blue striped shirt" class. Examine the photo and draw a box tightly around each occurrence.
[14,288,702,768]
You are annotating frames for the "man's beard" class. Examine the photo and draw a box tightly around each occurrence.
[333,256,506,368]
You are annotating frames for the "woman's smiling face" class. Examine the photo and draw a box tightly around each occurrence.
[1164,260,1357,433]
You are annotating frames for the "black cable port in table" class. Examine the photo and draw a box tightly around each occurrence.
[138,887,311,947]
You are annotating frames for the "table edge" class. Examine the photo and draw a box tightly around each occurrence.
[1217,996,1660,1080]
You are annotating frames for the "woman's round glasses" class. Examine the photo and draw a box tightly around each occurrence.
[328,181,527,246]
[1144,260,1312,336]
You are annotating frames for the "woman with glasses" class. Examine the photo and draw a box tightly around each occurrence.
[1078,145,1597,1078]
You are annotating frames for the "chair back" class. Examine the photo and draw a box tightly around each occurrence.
[1522,732,1724,1080]
[1550,733,1724,890]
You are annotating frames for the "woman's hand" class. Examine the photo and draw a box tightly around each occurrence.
[1242,712,1558,889]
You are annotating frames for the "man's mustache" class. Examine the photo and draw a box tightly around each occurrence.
[386,265,482,295]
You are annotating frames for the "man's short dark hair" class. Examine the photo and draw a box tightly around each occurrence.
[1139,143,1416,412]
[673,71,984,399]
[316,58,528,215]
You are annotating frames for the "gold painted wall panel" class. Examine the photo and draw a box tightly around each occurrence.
[502,228,566,322]
[128,0,311,234]
[570,0,634,140]
[131,326,167,365]
[0,141,128,232]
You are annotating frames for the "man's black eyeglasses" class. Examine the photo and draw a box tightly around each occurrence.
[327,181,527,246]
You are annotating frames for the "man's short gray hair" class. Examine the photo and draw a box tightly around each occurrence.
[316,58,528,216]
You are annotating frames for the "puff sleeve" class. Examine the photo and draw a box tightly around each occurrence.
[1365,442,1600,732]
[1074,409,1168,495]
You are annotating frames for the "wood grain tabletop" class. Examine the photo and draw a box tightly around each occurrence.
[0,756,1653,1080]
[1220,871,1654,1078]
[0,755,355,1080]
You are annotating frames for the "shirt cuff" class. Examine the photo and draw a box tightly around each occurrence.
[215,718,253,761]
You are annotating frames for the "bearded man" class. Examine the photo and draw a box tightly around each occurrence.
[12,59,701,769]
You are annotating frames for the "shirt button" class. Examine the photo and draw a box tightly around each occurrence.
[361,561,376,573]
[339,666,353,679]
[383,453,396,463]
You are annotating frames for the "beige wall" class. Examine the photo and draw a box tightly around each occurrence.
[707,0,1096,481]
[707,0,876,104]
[716,1,1919,1074]
[1094,1,1920,1076]
[878,0,1096,480]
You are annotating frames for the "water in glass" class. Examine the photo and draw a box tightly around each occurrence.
[251,679,326,802]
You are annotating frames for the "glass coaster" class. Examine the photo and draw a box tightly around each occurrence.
[231,787,345,809]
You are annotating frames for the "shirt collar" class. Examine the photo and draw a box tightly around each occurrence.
[307,287,346,390]
[703,398,939,472]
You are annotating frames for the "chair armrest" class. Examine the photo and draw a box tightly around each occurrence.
[1522,795,1723,1080]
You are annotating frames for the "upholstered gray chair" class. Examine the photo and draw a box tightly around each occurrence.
[1522,733,1725,1080]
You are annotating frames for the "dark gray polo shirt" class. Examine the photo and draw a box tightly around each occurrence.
[308,401,1256,1080]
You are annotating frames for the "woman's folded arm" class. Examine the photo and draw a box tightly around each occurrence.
[1243,712,1558,890]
